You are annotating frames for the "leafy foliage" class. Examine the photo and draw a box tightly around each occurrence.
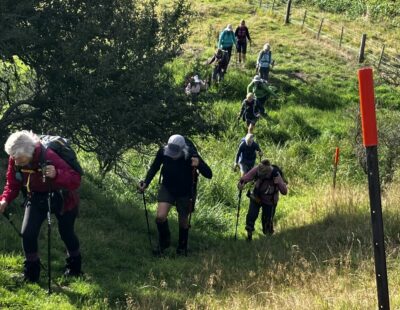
[0,0,212,173]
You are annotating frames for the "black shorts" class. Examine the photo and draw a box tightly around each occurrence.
[157,185,191,216]
[237,41,247,54]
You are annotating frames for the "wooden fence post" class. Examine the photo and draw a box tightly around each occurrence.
[285,0,292,24]
[339,26,344,48]
[377,45,385,70]
[359,34,367,63]
[317,18,324,40]
[301,10,307,30]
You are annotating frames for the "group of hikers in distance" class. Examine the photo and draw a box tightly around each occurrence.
[0,19,287,286]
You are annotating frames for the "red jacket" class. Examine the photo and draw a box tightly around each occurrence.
[0,143,81,212]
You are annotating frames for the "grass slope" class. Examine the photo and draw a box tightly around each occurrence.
[1,1,400,309]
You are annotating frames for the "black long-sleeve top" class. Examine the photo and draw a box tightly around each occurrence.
[144,148,212,197]
[235,26,251,42]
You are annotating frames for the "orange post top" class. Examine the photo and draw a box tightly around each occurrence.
[334,147,340,165]
[358,68,378,147]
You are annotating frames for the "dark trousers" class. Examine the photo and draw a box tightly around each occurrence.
[212,66,226,82]
[259,66,270,80]
[21,192,80,259]
[245,199,276,232]
[223,46,233,63]
[256,96,267,115]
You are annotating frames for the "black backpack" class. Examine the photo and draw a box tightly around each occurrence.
[39,135,84,175]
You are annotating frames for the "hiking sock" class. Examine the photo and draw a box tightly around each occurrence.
[176,227,189,255]
[154,220,171,255]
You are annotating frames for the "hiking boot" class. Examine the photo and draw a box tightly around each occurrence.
[64,254,82,277]
[176,227,189,256]
[263,221,274,235]
[262,220,267,235]
[23,260,41,283]
[153,220,171,256]
[268,221,274,235]
[246,230,252,242]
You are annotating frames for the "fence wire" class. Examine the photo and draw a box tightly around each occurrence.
[256,0,400,85]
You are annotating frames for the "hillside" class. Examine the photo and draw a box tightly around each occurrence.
[1,1,400,309]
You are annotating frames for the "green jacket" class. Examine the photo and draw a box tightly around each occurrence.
[247,81,274,99]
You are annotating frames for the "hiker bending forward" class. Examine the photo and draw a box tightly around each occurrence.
[138,134,212,255]
[237,159,287,241]
[234,134,262,177]
[238,92,260,133]
[0,131,82,282]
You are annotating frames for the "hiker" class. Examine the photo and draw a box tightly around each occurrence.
[138,134,212,255]
[0,131,82,282]
[257,43,273,81]
[234,133,262,177]
[237,92,260,133]
[185,75,207,102]
[218,24,237,64]
[237,159,287,241]
[247,75,274,116]
[207,48,230,84]
[235,20,252,65]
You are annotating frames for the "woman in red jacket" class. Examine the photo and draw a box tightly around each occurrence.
[0,131,82,282]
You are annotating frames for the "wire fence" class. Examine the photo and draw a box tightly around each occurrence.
[255,0,400,85]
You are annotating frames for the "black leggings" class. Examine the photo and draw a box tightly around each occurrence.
[21,192,80,257]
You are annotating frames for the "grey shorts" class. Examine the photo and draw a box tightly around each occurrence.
[157,185,191,216]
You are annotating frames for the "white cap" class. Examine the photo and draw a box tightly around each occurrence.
[164,135,186,159]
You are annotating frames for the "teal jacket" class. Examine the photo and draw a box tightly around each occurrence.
[247,81,274,99]
[218,29,237,49]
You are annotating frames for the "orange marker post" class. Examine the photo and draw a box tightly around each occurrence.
[333,147,340,189]
[358,67,390,310]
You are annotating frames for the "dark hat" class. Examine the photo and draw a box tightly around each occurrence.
[257,161,272,178]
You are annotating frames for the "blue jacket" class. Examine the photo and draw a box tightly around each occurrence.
[257,50,272,68]
[218,29,237,49]
[235,141,261,166]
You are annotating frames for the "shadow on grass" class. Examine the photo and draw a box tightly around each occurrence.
[2,187,399,308]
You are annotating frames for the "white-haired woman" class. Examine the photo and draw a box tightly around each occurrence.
[138,134,212,256]
[257,43,272,80]
[218,24,237,64]
[0,131,82,282]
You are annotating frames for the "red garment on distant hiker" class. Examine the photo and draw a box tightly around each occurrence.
[0,143,81,212]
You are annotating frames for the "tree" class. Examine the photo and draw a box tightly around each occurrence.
[0,0,207,173]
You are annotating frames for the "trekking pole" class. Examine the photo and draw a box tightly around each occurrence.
[234,190,243,240]
[43,160,52,295]
[187,167,199,256]
[47,192,52,295]
[333,147,340,189]
[140,189,153,251]
[2,211,22,237]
